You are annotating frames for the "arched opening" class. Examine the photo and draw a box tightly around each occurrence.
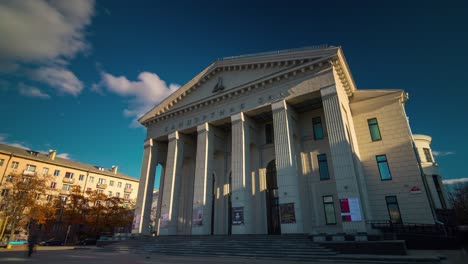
[266,160,281,235]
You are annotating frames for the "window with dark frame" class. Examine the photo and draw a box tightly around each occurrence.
[323,196,337,225]
[0,159,4,166]
[313,117,324,140]
[53,169,60,176]
[385,196,402,223]
[65,172,74,179]
[423,148,433,163]
[317,154,330,180]
[265,123,274,144]
[368,118,382,141]
[376,155,392,180]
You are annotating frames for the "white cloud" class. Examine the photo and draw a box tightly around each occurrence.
[443,178,468,185]
[18,83,50,99]
[57,153,71,160]
[0,134,30,149]
[432,151,455,157]
[93,71,180,126]
[0,0,94,96]
[29,67,83,96]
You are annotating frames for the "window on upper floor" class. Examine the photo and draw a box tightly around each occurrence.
[89,176,94,183]
[117,182,122,188]
[368,118,382,141]
[376,155,392,180]
[11,161,19,169]
[108,191,112,197]
[53,169,60,176]
[98,178,106,185]
[25,164,36,172]
[323,196,336,225]
[46,195,52,202]
[65,172,74,179]
[116,192,120,198]
[423,148,433,163]
[317,154,330,180]
[125,183,132,189]
[110,180,114,186]
[313,117,324,140]
[0,158,4,166]
[79,174,84,181]
[1,189,9,196]
[265,123,274,144]
[62,184,71,191]
[50,182,57,189]
[42,167,49,175]
[6,175,13,182]
[124,193,130,199]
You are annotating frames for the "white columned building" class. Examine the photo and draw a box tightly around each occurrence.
[132,46,442,236]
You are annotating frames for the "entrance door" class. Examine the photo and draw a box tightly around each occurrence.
[228,172,232,235]
[266,160,281,235]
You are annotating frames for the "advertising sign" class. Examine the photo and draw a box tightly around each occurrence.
[232,207,244,225]
[192,207,203,226]
[339,197,362,222]
[160,213,169,228]
[132,213,141,229]
[279,203,296,224]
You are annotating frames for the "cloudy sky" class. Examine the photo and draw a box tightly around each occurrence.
[0,0,467,187]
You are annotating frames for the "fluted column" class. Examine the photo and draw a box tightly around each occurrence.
[191,123,214,235]
[159,131,184,235]
[132,138,158,234]
[231,112,253,234]
[321,86,366,232]
[272,100,304,233]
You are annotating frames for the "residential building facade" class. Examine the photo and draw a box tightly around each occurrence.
[132,46,445,236]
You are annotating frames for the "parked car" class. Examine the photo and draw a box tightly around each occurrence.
[39,239,64,246]
[78,238,97,245]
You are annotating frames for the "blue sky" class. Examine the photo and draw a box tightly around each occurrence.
[0,0,467,189]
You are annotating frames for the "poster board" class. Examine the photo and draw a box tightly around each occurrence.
[232,207,244,225]
[339,197,362,222]
[279,203,296,224]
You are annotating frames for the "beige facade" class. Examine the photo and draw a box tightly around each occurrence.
[133,46,440,236]
[0,144,138,202]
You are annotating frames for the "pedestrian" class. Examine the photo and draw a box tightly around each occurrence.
[27,234,37,257]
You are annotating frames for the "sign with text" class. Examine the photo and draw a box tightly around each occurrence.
[192,206,203,226]
[232,207,244,225]
[279,203,296,224]
[339,197,362,222]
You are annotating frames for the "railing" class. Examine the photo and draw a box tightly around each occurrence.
[63,178,74,184]
[60,189,70,195]
[124,188,133,193]
[367,220,458,237]
[23,170,36,176]
[96,183,107,189]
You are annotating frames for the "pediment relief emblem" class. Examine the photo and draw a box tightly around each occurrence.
[212,77,225,93]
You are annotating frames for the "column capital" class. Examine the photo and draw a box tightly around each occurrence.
[197,123,210,133]
[271,100,287,112]
[231,112,245,123]
[168,131,179,141]
[320,85,337,97]
[143,138,153,148]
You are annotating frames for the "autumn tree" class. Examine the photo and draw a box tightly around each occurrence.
[0,172,58,241]
[449,182,468,225]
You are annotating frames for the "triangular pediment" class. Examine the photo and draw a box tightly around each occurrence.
[139,46,354,125]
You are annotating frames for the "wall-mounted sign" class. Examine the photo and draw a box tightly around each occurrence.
[410,186,422,194]
[192,207,203,226]
[339,197,362,222]
[232,207,244,225]
[132,213,140,229]
[280,203,296,224]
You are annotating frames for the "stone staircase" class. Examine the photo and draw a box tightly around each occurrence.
[100,234,443,263]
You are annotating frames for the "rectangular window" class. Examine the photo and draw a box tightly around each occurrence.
[42,167,49,175]
[108,191,112,197]
[98,178,106,184]
[35,193,41,200]
[313,117,324,140]
[46,195,52,201]
[368,118,382,141]
[423,148,433,163]
[0,158,4,166]
[116,192,120,198]
[62,184,71,191]
[79,174,84,181]
[6,175,13,182]
[25,164,36,172]
[1,189,9,196]
[265,123,274,144]
[117,182,122,188]
[86,188,92,192]
[385,196,402,224]
[65,172,74,179]
[89,176,94,183]
[98,189,103,194]
[50,182,57,189]
[11,161,19,169]
[318,154,330,180]
[125,183,132,189]
[323,196,337,225]
[53,170,60,176]
[110,180,114,186]
[376,155,392,180]
[124,193,130,199]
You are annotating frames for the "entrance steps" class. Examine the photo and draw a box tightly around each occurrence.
[100,234,443,263]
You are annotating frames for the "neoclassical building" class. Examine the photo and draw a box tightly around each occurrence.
[133,46,443,236]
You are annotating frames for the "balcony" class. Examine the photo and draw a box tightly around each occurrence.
[23,170,36,176]
[60,189,70,195]
[96,183,107,189]
[63,178,75,184]
[124,188,133,193]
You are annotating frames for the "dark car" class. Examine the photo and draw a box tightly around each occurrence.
[39,239,64,246]
[78,238,97,245]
